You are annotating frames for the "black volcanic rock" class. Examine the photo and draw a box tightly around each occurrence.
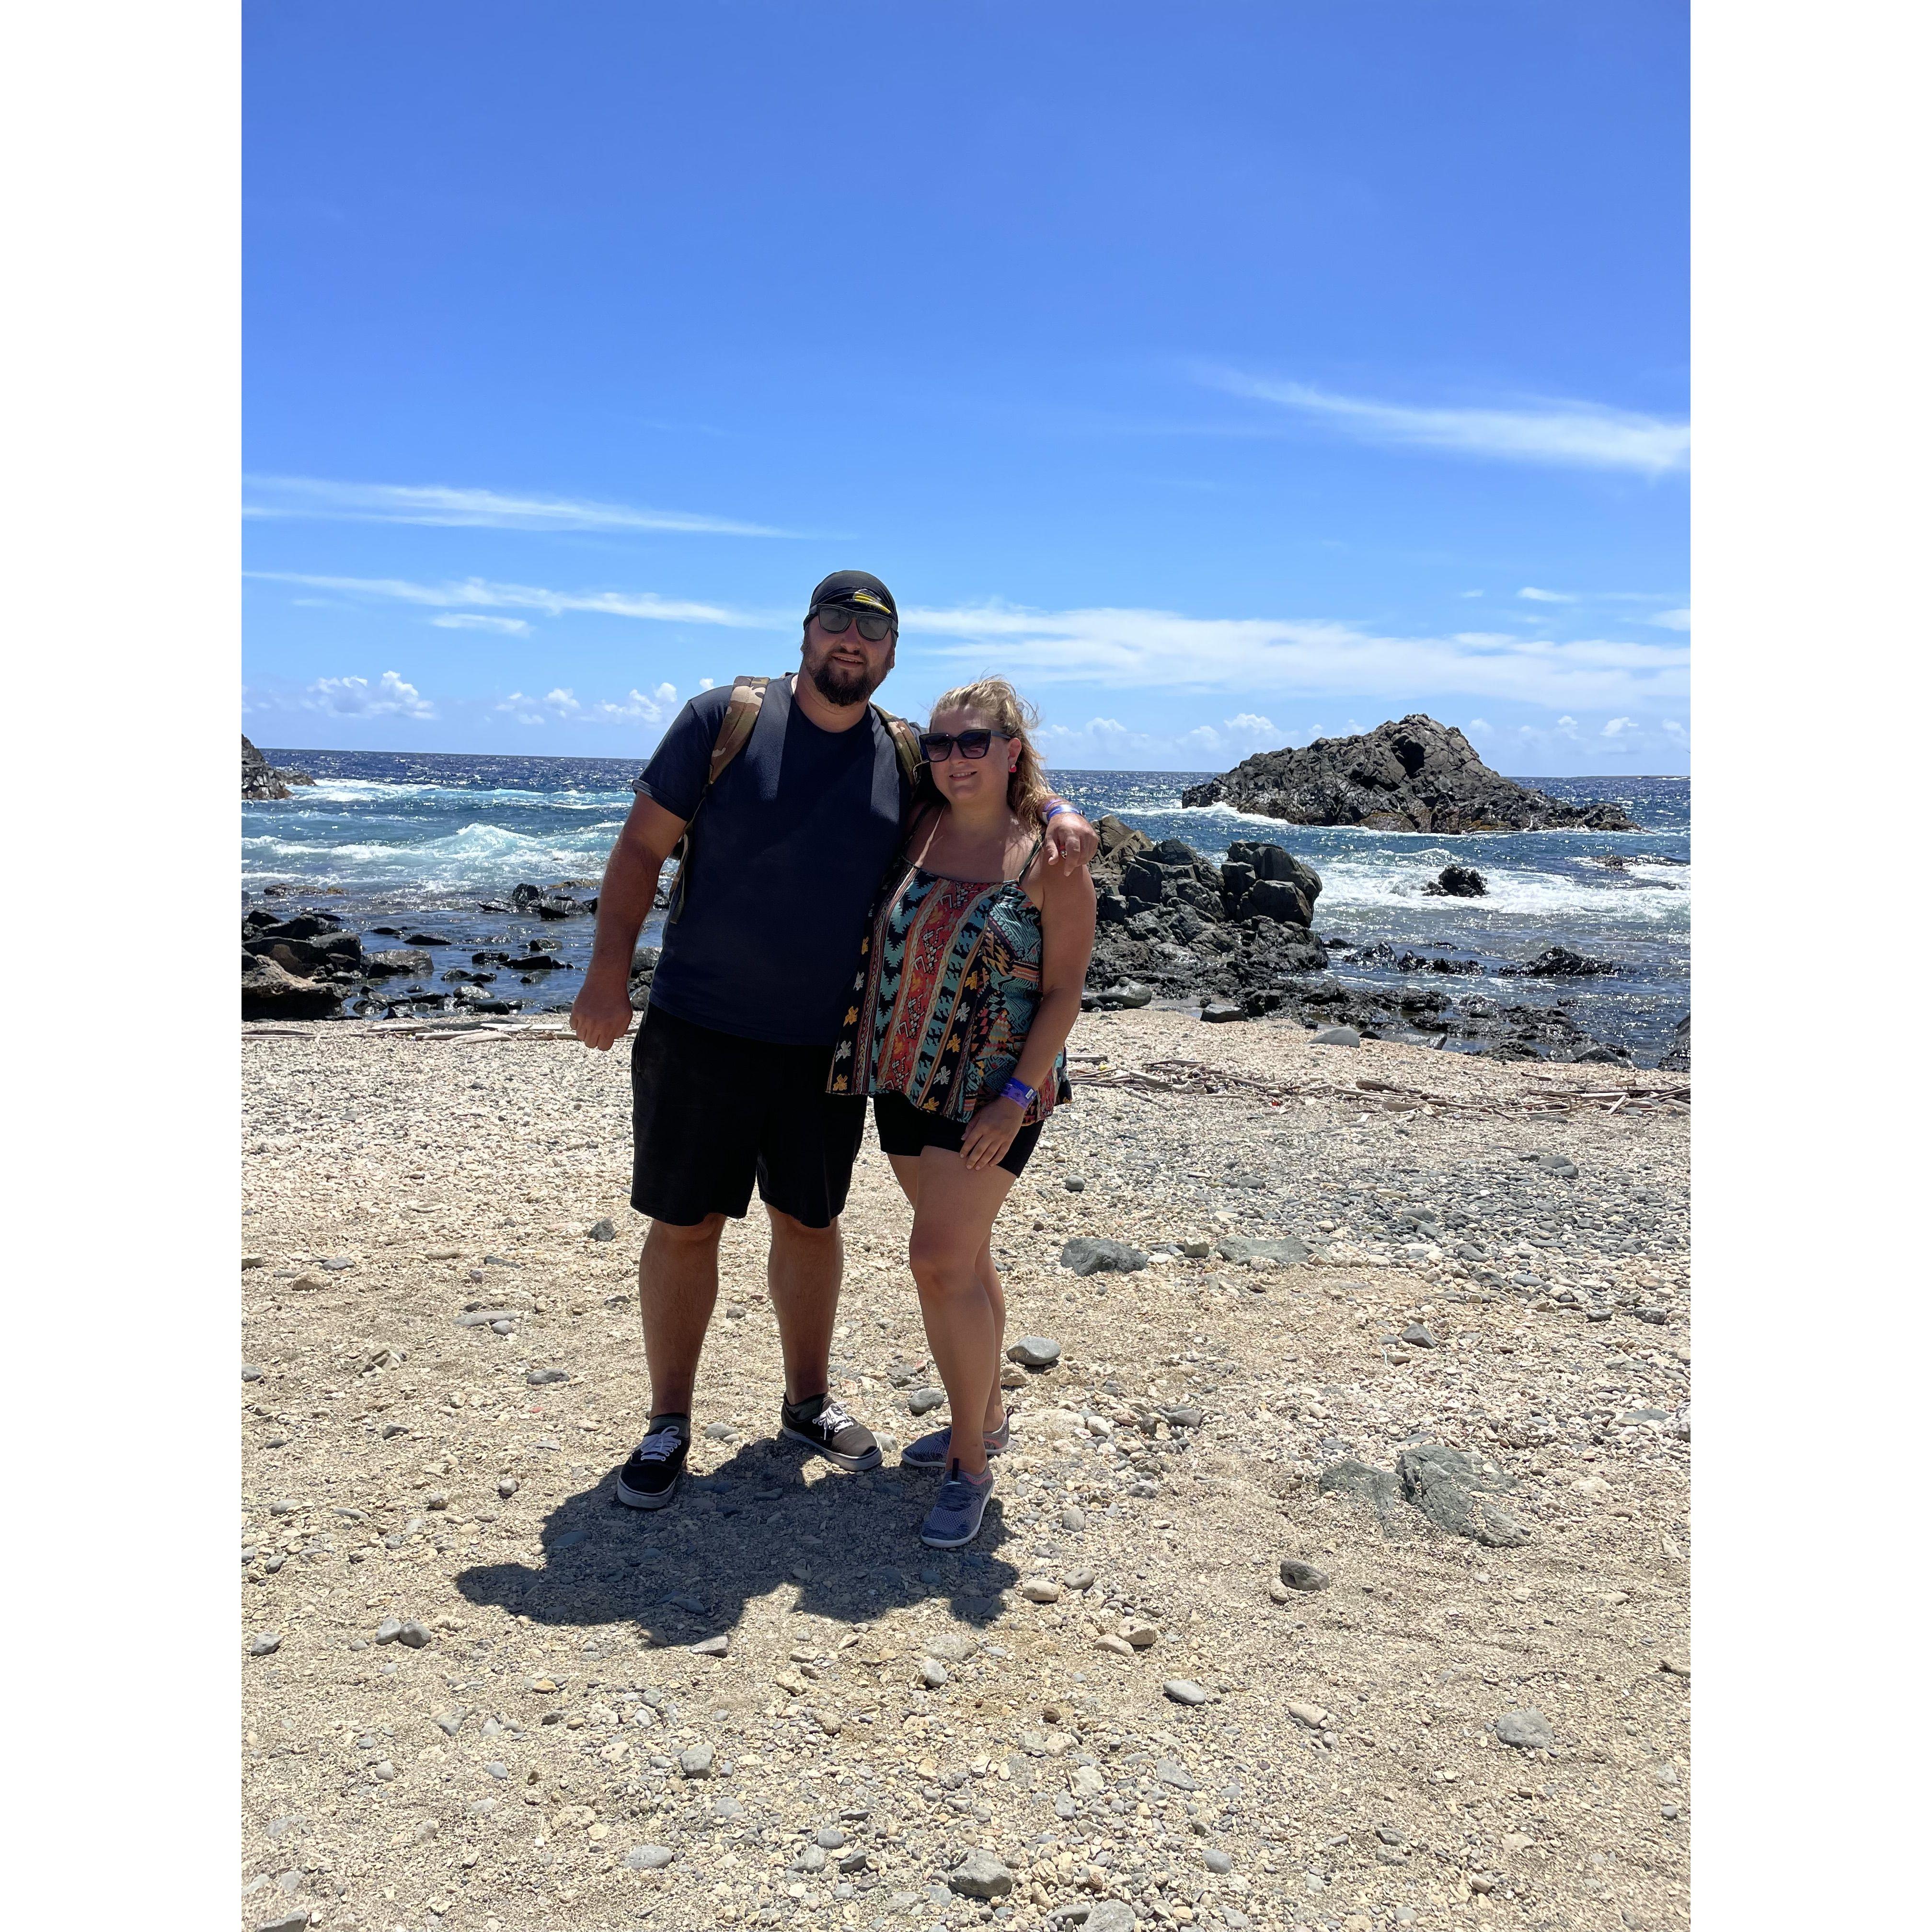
[1423,864,1489,897]
[242,733,315,800]
[1179,715,1636,833]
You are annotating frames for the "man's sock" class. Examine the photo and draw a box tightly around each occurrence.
[647,1410,691,1440]
[783,1392,828,1423]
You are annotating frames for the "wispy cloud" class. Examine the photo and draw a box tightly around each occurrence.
[249,571,760,628]
[496,683,681,728]
[431,613,531,635]
[305,671,436,720]
[1518,586,1575,603]
[1649,608,1691,631]
[1200,372,1690,475]
[243,475,795,538]
[905,601,1688,709]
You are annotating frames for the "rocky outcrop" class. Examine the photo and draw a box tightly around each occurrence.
[1084,816,1331,1010]
[1180,715,1636,833]
[1424,865,1488,897]
[242,734,315,800]
[242,953,343,1021]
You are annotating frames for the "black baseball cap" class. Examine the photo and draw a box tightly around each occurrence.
[807,569,897,622]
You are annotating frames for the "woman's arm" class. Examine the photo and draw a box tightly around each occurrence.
[960,858,1097,1170]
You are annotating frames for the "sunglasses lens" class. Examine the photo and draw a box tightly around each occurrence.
[919,734,950,762]
[816,604,852,632]
[959,730,993,759]
[856,613,893,642]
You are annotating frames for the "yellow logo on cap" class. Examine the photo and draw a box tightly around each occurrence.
[849,588,887,610]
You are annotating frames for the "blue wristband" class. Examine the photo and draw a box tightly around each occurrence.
[1041,799,1069,821]
[1000,1077,1038,1109]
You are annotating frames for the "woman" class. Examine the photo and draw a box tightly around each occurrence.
[829,678,1096,1549]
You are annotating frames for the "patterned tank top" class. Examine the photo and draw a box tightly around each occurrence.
[828,827,1072,1126]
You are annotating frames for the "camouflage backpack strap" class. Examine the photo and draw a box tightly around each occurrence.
[870,702,924,823]
[666,675,770,924]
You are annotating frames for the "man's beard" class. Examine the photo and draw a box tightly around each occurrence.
[805,641,892,706]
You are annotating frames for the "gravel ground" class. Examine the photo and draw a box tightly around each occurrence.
[241,1009,1689,1932]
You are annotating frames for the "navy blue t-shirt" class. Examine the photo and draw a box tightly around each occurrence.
[632,677,908,1046]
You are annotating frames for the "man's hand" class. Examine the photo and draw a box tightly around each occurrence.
[1042,805,1098,869]
[570,969,637,1052]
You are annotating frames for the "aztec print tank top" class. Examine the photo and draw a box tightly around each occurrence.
[828,825,1072,1127]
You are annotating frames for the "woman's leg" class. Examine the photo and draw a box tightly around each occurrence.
[906,1147,1015,1477]
[975,1239,1007,1433]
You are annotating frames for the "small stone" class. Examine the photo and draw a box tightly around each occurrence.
[678,1744,715,1778]
[247,1633,281,1656]
[703,1421,737,1441]
[907,1387,946,1416]
[1095,1634,1135,1657]
[1060,1506,1090,1533]
[794,1846,828,1873]
[816,1826,848,1850]
[254,1916,313,1932]
[490,1319,516,1336]
[374,1618,404,1644]
[1064,1176,1085,1192]
[1311,1025,1361,1047]
[1120,1618,1159,1648]
[1154,1758,1197,1791]
[426,1491,448,1510]
[1007,1335,1062,1368]
[497,1477,520,1499]
[1215,1234,1311,1267]
[1084,1905,1137,1932]
[1062,1564,1096,1590]
[1286,1701,1332,1730]
[1163,1678,1209,1705]
[242,1364,264,1382]
[371,1760,396,1782]
[1201,1002,1244,1024]
[948,1848,1013,1899]
[588,1218,617,1242]
[1495,1708,1556,1751]
[1021,1579,1063,1603]
[1202,1847,1234,1874]
[1660,1656,1690,1678]
[920,1657,950,1689]
[1279,1557,1331,1592]
[690,1634,731,1658]
[526,1366,568,1386]
[1400,1322,1437,1348]
[433,1709,464,1736]
[395,1621,432,1648]
[625,1845,675,1870]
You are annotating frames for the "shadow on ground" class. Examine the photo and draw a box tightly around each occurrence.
[455,1437,1023,1642]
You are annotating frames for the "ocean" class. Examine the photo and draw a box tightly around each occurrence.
[247,751,1689,1063]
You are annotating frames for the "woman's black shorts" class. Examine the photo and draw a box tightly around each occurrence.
[872,1090,1044,1179]
[631,1003,866,1229]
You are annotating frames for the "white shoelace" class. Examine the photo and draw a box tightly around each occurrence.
[634,1427,685,1462]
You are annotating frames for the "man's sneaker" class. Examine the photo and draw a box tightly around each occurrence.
[901,1413,1011,1469]
[615,1419,690,1510]
[920,1460,996,1549]
[780,1394,882,1473]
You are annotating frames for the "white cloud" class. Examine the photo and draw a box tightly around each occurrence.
[305,670,436,720]
[1466,717,1492,737]
[432,613,531,635]
[494,683,680,729]
[903,601,1689,709]
[243,474,793,538]
[1602,716,1637,737]
[494,691,546,725]
[1518,586,1575,603]
[1649,608,1691,631]
[250,571,759,629]
[1200,372,1690,475]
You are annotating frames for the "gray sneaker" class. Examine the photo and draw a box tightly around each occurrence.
[920,1461,996,1549]
[902,1413,1010,1469]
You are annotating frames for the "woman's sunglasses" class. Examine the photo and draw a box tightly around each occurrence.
[812,602,896,643]
[919,728,1006,763]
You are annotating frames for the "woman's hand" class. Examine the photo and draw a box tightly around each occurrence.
[960,1095,1027,1170]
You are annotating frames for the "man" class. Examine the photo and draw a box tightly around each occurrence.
[570,570,1097,1510]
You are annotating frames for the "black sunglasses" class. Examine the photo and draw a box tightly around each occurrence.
[919,728,1005,763]
[812,602,896,643]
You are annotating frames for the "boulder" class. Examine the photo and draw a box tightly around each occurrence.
[1180,714,1637,832]
[1236,876,1316,927]
[242,954,342,1021]
[1395,1442,1530,1548]
[242,733,289,801]
[1502,945,1616,978]
[1215,1234,1311,1267]
[1316,1459,1412,1537]
[365,949,435,979]
[1059,1237,1147,1277]
[1423,864,1488,897]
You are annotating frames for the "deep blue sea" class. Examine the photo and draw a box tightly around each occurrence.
[248,751,1689,1061]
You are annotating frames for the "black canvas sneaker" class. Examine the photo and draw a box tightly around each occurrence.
[614,1418,690,1509]
[780,1393,882,1472]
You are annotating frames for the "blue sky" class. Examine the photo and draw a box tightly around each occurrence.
[242,1,1688,775]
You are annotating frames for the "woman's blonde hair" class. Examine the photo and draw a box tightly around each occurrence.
[925,676,1052,824]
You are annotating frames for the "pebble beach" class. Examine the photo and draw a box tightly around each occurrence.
[241,1008,1690,1932]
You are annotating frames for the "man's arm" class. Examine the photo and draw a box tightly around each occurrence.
[569,794,688,1051]
[1039,797,1099,869]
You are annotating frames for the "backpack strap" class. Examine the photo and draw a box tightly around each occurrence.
[665,676,770,924]
[870,702,924,822]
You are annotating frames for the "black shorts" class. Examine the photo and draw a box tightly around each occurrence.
[630,1003,866,1229]
[873,1090,1044,1179]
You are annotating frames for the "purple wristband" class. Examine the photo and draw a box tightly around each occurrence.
[1041,799,1069,821]
[1001,1077,1038,1109]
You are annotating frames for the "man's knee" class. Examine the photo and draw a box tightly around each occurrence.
[645,1213,727,1253]
[766,1206,840,1248]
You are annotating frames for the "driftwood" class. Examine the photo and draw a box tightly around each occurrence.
[1066,1054,1689,1119]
